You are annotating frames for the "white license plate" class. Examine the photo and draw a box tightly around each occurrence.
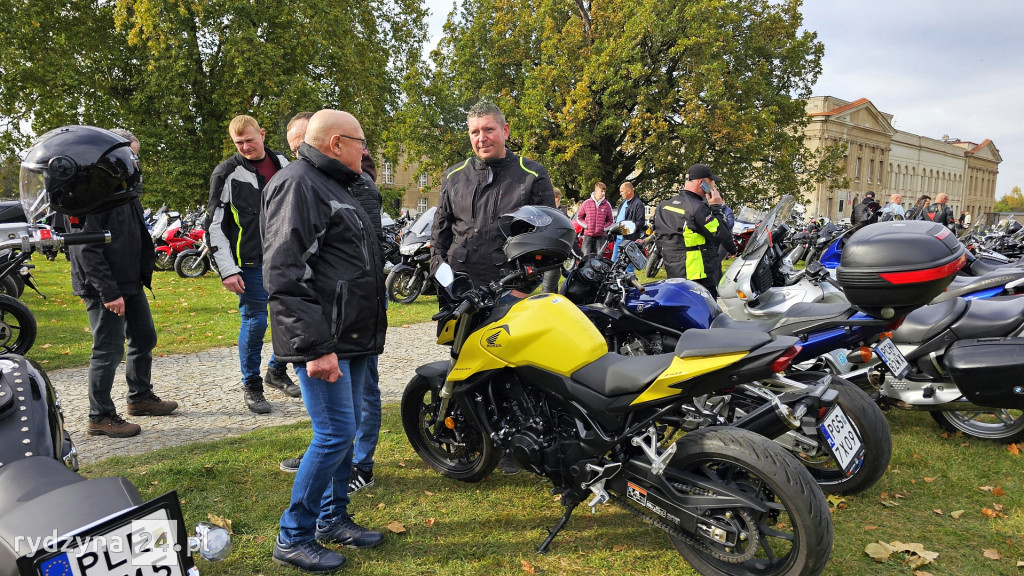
[818,405,865,476]
[31,507,187,576]
[875,337,910,379]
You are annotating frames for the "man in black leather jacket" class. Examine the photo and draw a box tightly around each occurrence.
[430,101,555,285]
[263,110,387,573]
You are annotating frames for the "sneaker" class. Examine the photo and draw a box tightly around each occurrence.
[280,454,304,473]
[265,368,301,398]
[499,450,521,475]
[272,537,346,573]
[87,414,141,438]
[127,394,179,416]
[315,516,385,549]
[348,468,374,493]
[244,389,272,414]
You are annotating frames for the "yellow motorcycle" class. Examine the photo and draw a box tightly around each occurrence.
[401,205,836,576]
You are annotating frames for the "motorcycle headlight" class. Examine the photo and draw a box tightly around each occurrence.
[400,242,424,256]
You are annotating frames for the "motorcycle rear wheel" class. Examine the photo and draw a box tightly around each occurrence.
[401,374,500,482]
[0,294,36,355]
[785,372,892,495]
[931,409,1024,443]
[387,265,424,304]
[644,251,663,278]
[174,252,209,278]
[668,428,833,576]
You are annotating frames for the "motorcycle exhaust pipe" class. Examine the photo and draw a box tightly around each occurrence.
[730,396,803,438]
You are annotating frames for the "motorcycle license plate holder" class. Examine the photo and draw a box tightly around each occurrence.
[817,404,865,476]
[17,491,194,576]
[875,337,910,379]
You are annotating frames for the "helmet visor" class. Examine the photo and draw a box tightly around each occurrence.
[19,162,49,223]
[500,205,553,238]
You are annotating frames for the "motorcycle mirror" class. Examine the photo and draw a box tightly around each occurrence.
[190,522,232,562]
[618,221,637,236]
[434,263,455,287]
[624,240,648,271]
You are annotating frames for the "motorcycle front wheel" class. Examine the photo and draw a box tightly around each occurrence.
[0,294,36,354]
[784,372,892,495]
[401,374,500,482]
[174,252,209,278]
[154,250,175,271]
[387,265,424,304]
[668,428,833,576]
[931,409,1024,443]
[0,274,20,298]
[644,250,663,278]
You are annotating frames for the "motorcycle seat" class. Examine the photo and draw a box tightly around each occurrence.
[893,298,967,344]
[709,313,776,333]
[768,302,854,336]
[935,269,1024,302]
[674,328,772,358]
[572,353,675,396]
[951,297,1024,340]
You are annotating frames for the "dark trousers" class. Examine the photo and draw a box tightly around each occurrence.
[84,291,157,421]
[582,236,603,256]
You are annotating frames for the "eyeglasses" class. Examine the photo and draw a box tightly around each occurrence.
[338,134,368,150]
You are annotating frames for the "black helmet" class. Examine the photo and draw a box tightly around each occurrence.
[500,205,575,267]
[20,125,141,220]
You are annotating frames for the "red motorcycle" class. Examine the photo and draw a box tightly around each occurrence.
[154,210,205,271]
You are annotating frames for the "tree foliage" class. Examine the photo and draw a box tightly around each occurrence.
[0,0,426,207]
[394,0,843,208]
[993,186,1024,213]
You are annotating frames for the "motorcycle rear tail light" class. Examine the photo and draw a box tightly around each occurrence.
[878,253,966,285]
[769,344,802,373]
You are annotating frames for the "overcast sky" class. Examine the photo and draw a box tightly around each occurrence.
[420,0,1022,198]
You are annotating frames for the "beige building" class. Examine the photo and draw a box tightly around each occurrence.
[377,154,441,217]
[803,96,1000,222]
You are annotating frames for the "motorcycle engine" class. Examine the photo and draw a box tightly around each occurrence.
[494,375,579,483]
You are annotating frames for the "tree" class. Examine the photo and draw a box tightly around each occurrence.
[393,0,844,208]
[993,186,1024,213]
[0,0,426,209]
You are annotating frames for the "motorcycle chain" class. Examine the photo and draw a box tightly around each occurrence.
[610,493,759,564]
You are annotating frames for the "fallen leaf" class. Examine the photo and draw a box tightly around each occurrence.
[983,548,1001,560]
[865,541,894,562]
[207,513,233,534]
[520,559,536,574]
[827,495,847,509]
[923,477,935,483]
[377,502,386,510]
[933,509,943,515]
[913,453,922,459]
[993,486,1006,497]
[864,525,878,531]
[150,481,160,485]
[203,464,214,471]
[426,518,436,527]
[979,486,995,492]
[424,490,434,496]
[880,500,900,508]
[254,535,267,544]
[1008,443,1020,455]
[982,508,998,518]
[913,571,935,576]
[386,521,406,534]
[951,510,965,519]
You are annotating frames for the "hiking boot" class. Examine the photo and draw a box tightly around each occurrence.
[272,537,346,573]
[127,394,179,416]
[499,450,521,475]
[315,516,384,549]
[280,454,304,473]
[87,414,142,438]
[244,389,272,414]
[265,368,301,397]
[348,468,374,493]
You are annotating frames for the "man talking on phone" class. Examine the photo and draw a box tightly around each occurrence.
[654,163,733,297]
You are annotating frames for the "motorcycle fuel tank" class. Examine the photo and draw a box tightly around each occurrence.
[448,294,608,381]
[625,278,720,330]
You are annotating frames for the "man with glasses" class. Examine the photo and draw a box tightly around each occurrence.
[264,109,387,573]
[206,115,299,415]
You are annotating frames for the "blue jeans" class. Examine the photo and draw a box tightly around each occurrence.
[279,355,368,544]
[84,291,157,421]
[237,265,283,388]
[352,355,381,471]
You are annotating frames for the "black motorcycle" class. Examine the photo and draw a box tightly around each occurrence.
[386,207,437,304]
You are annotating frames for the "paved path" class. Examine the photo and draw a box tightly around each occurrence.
[50,322,449,466]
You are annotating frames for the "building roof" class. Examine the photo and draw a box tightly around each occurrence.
[807,97,870,117]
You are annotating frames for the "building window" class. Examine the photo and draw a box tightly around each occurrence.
[854,157,861,180]
[383,162,394,185]
[878,161,884,186]
[417,198,428,213]
[868,159,874,182]
[418,173,428,189]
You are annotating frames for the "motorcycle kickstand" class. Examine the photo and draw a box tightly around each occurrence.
[536,495,580,554]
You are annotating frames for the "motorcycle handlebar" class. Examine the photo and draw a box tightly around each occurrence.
[628,275,645,294]
[61,231,112,246]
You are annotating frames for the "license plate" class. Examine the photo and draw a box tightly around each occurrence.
[875,337,910,379]
[817,405,865,476]
[19,492,191,576]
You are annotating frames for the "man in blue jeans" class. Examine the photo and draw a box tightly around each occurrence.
[263,109,388,572]
[206,115,300,414]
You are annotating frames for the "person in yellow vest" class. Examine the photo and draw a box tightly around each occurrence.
[653,163,733,297]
